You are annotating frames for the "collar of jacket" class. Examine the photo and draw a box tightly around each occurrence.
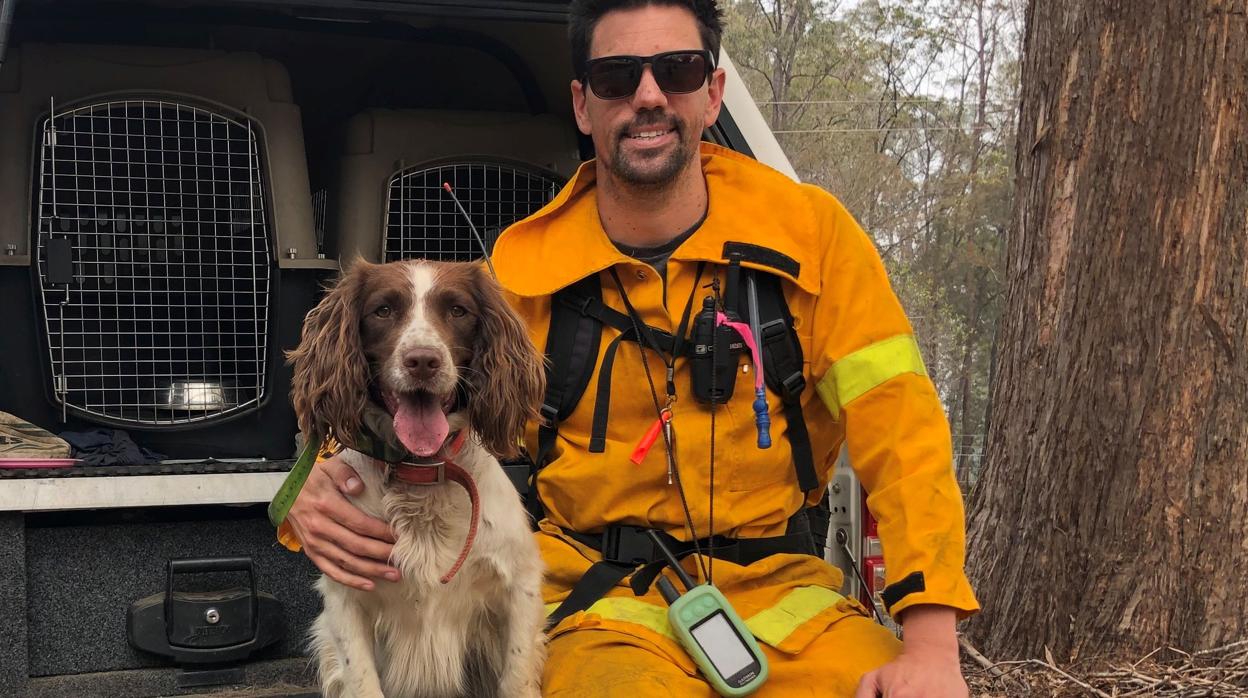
[493,142,821,298]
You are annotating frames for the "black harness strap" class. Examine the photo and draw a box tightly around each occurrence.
[588,264,704,452]
[531,246,825,629]
[545,559,636,630]
[545,514,817,629]
[526,275,604,521]
[530,263,818,508]
[722,241,801,279]
[577,293,667,343]
[588,328,635,453]
[749,271,820,493]
[721,237,816,491]
[528,257,818,523]
[724,251,743,311]
[538,276,604,463]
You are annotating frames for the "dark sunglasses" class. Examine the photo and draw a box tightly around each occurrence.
[582,50,715,100]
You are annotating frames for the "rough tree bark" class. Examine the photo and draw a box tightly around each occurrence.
[966,0,1248,660]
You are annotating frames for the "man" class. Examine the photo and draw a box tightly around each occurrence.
[285,1,978,695]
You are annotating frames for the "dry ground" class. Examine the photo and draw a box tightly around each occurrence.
[962,638,1248,697]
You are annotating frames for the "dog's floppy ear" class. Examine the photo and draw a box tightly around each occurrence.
[287,262,372,444]
[467,265,545,459]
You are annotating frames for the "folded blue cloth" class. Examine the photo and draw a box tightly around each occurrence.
[58,428,165,466]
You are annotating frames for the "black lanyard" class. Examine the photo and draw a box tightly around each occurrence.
[609,262,711,581]
[608,262,705,402]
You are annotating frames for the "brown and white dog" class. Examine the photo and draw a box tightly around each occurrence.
[287,259,546,698]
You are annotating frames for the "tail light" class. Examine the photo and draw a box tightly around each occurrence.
[859,496,884,609]
[859,494,899,632]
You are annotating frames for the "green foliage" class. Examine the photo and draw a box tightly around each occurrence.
[724,0,1021,484]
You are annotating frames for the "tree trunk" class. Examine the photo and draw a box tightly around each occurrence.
[966,0,1248,661]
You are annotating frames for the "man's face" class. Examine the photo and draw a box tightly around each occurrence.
[571,5,726,189]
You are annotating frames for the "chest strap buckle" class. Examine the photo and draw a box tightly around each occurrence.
[602,525,660,566]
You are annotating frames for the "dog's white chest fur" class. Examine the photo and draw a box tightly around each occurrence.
[311,444,544,698]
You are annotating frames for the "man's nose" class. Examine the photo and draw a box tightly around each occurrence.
[630,65,668,109]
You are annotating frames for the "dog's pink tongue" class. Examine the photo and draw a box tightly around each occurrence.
[393,394,449,457]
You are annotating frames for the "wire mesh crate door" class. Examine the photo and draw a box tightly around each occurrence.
[383,161,563,263]
[33,98,273,427]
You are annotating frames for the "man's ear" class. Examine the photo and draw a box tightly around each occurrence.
[572,79,593,135]
[703,67,726,128]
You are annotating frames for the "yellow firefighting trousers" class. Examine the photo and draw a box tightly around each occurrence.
[538,523,901,697]
[543,611,900,697]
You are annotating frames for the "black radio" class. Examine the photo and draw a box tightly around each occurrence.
[689,296,745,404]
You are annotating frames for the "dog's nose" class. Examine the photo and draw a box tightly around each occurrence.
[403,348,443,379]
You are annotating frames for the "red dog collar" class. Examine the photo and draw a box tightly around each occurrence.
[389,430,479,584]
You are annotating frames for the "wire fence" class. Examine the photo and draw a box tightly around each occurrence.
[952,433,987,495]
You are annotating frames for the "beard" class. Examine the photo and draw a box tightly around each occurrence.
[606,111,697,188]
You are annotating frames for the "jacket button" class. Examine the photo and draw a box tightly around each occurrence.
[635,269,648,280]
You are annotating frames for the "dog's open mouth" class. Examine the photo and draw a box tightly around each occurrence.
[381,389,455,458]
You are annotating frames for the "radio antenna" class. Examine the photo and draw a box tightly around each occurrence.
[441,182,497,280]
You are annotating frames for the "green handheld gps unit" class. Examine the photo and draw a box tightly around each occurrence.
[645,531,769,696]
[663,581,769,696]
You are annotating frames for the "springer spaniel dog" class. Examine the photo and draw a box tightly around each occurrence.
[287,259,546,698]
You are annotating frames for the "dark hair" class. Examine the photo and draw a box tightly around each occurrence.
[568,0,724,77]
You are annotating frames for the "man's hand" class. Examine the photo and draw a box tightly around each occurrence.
[285,453,400,591]
[854,605,968,698]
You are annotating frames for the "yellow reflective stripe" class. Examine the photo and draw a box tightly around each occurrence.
[548,597,680,643]
[744,586,843,647]
[818,335,927,415]
[590,597,677,641]
[547,586,843,650]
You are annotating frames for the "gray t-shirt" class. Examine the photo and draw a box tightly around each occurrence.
[611,213,706,279]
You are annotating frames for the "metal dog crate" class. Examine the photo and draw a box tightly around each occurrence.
[384,160,563,262]
[328,109,579,263]
[0,44,326,432]
[34,98,272,426]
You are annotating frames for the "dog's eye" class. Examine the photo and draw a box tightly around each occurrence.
[448,305,467,318]
[374,305,392,318]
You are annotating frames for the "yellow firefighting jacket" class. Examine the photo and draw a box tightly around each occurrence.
[493,142,978,655]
